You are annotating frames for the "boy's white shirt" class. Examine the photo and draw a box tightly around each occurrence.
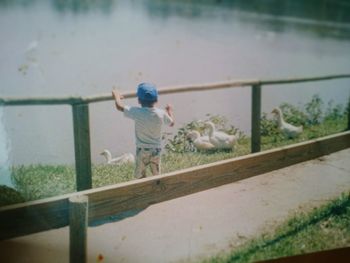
[124,105,173,148]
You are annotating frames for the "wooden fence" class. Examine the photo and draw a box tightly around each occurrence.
[0,130,349,241]
[1,74,350,191]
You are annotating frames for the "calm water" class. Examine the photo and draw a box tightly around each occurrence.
[1,0,350,174]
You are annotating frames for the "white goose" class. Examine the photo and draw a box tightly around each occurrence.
[100,150,135,165]
[271,108,303,138]
[204,121,237,150]
[186,130,216,151]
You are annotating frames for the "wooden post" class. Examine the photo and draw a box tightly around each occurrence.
[72,103,92,191]
[251,84,261,153]
[69,195,88,263]
[348,96,350,131]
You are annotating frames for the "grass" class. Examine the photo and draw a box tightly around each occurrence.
[204,192,350,263]
[4,115,347,203]
[260,116,348,150]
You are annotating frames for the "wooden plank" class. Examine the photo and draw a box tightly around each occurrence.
[0,196,69,240]
[82,74,350,104]
[348,96,350,130]
[0,131,349,240]
[259,73,350,85]
[0,96,82,106]
[69,195,88,263]
[251,84,261,153]
[88,131,350,221]
[72,103,92,191]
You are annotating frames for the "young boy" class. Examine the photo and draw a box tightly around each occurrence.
[112,83,174,179]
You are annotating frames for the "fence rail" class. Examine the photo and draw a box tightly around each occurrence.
[1,74,350,191]
[1,74,350,105]
[0,131,349,241]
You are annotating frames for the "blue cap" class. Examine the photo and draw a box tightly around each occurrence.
[137,83,158,102]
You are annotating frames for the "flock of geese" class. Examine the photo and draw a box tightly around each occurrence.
[101,107,303,164]
[187,121,238,151]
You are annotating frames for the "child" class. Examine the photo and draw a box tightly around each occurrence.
[112,83,174,179]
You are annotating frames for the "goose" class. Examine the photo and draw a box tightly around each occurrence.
[186,130,216,151]
[271,107,303,138]
[204,121,237,150]
[100,150,135,165]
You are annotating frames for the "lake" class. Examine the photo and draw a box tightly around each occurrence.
[1,0,350,173]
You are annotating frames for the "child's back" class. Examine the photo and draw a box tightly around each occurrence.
[124,106,173,149]
[112,83,174,179]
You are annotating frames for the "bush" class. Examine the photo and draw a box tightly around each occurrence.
[260,112,279,136]
[280,103,308,126]
[325,100,346,121]
[305,94,324,125]
[164,114,245,153]
[0,185,25,207]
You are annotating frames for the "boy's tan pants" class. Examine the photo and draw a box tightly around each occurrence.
[134,147,161,179]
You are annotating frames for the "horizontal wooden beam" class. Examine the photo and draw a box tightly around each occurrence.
[0,131,349,240]
[1,74,350,106]
[0,97,84,106]
[260,74,350,85]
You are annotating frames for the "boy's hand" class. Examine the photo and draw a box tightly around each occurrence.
[112,88,125,112]
[165,104,175,127]
[165,104,173,112]
[112,89,124,100]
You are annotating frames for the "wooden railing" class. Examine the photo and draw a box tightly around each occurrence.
[1,74,350,191]
[0,131,349,241]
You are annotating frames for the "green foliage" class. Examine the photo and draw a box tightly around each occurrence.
[164,114,245,153]
[279,103,308,126]
[164,119,200,153]
[10,163,135,202]
[11,164,76,201]
[260,112,279,137]
[262,95,348,142]
[325,100,346,121]
[0,185,25,207]
[305,94,324,125]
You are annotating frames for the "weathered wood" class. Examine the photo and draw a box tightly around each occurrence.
[72,104,92,191]
[88,131,350,221]
[1,74,350,105]
[69,195,88,263]
[251,84,261,153]
[348,96,350,130]
[0,131,349,240]
[259,74,350,85]
[0,196,69,240]
[80,74,350,104]
[0,96,82,106]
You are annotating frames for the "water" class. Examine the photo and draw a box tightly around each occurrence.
[1,0,350,166]
[0,107,12,187]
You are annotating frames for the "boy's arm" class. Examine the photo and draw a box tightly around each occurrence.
[112,90,125,112]
[165,104,175,127]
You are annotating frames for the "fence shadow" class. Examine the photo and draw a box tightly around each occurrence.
[89,208,145,227]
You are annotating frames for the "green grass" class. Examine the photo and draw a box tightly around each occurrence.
[260,116,348,150]
[204,192,350,263]
[4,115,347,203]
